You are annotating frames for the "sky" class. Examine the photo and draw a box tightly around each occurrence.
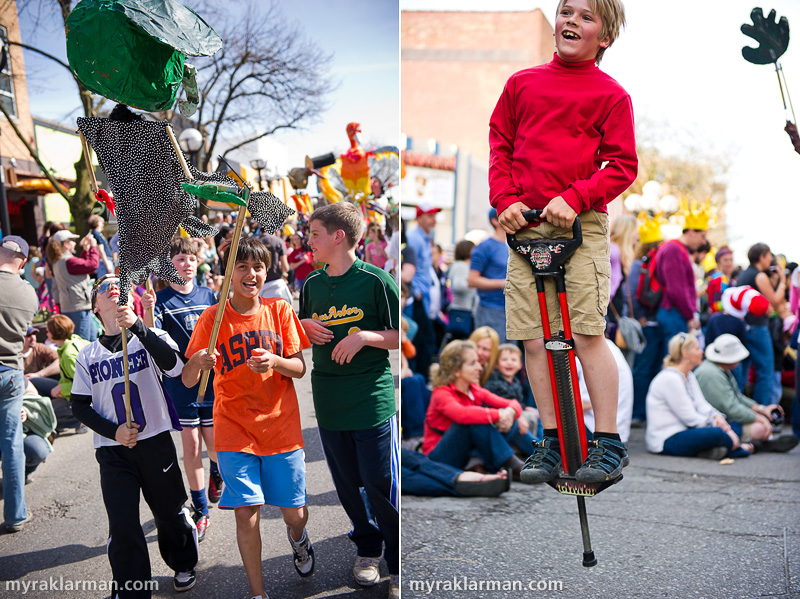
[18,0,400,173]
[401,0,800,263]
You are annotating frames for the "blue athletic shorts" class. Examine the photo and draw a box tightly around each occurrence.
[163,376,214,427]
[217,449,307,509]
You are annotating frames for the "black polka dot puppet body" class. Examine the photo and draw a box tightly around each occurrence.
[66,0,293,423]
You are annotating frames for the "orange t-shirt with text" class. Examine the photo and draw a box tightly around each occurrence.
[186,297,310,456]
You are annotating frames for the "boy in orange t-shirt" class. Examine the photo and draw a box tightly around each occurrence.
[183,238,312,599]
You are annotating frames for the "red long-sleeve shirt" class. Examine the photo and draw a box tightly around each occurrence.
[65,247,99,275]
[422,383,522,455]
[489,54,638,217]
[655,240,695,321]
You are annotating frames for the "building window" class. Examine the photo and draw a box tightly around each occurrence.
[0,26,17,118]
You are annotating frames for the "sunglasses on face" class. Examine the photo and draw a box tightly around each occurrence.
[93,278,120,296]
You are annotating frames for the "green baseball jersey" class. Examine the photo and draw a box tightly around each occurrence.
[299,259,399,430]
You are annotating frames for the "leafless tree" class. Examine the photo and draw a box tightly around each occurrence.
[13,0,336,228]
[180,0,336,170]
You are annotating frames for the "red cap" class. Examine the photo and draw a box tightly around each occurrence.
[415,202,442,218]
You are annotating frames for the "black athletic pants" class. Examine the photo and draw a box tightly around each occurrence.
[96,431,197,598]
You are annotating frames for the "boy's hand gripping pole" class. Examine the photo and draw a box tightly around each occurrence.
[196,157,251,403]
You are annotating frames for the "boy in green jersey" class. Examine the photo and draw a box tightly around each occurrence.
[299,202,400,598]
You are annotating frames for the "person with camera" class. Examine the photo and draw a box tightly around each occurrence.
[46,230,99,342]
[737,243,787,406]
[695,334,798,453]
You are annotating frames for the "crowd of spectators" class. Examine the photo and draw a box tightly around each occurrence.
[0,205,401,534]
[401,206,799,498]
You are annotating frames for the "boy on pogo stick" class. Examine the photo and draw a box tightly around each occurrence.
[489,0,638,484]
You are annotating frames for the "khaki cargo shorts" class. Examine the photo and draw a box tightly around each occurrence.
[505,209,610,341]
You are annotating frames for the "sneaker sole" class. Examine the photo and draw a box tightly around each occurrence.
[519,467,560,485]
[354,570,381,586]
[174,578,196,592]
[294,547,315,578]
[575,464,623,484]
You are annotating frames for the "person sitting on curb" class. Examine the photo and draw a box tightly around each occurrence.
[695,334,798,453]
[646,333,751,460]
[20,390,57,483]
[423,340,526,480]
[401,448,509,498]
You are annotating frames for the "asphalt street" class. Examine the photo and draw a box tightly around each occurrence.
[0,348,400,599]
[402,426,800,599]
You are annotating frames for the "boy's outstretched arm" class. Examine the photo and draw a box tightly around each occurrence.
[182,349,218,388]
[331,329,400,365]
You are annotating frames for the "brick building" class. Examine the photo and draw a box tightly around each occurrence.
[402,10,554,164]
[402,9,556,243]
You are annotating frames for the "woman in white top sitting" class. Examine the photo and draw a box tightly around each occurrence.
[645,332,752,459]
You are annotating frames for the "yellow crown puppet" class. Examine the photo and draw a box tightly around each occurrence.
[679,199,712,231]
[637,211,665,244]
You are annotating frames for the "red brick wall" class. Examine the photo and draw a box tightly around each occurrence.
[402,10,554,162]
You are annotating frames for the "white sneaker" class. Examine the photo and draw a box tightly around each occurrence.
[353,555,381,586]
[389,574,400,598]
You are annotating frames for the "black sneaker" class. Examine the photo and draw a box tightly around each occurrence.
[208,471,223,504]
[173,569,196,592]
[575,438,628,483]
[191,509,209,543]
[761,435,799,453]
[520,438,562,484]
[288,527,315,577]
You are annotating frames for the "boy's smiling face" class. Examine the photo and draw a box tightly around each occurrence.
[232,257,266,299]
[497,350,522,379]
[555,0,609,63]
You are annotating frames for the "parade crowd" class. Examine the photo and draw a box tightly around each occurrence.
[400,203,800,499]
[0,203,401,599]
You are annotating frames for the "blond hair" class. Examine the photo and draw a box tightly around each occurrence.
[663,332,697,368]
[432,340,476,389]
[611,213,638,275]
[497,343,522,360]
[556,0,626,63]
[309,202,364,248]
[469,326,500,386]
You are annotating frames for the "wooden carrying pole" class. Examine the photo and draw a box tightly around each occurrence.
[82,131,134,427]
[196,202,247,402]
[194,157,250,403]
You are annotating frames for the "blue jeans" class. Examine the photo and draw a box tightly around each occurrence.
[661,427,733,457]
[63,309,97,342]
[318,418,399,575]
[631,324,663,421]
[742,325,773,406]
[656,307,688,359]
[503,420,536,456]
[428,423,514,471]
[400,373,429,438]
[24,433,51,476]
[0,369,27,525]
[401,448,459,497]
[474,303,507,344]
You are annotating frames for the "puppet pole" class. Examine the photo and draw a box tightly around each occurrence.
[166,125,195,180]
[780,66,797,124]
[196,202,247,402]
[79,132,100,193]
[196,158,251,403]
[82,131,132,427]
[145,277,155,328]
[120,324,133,428]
